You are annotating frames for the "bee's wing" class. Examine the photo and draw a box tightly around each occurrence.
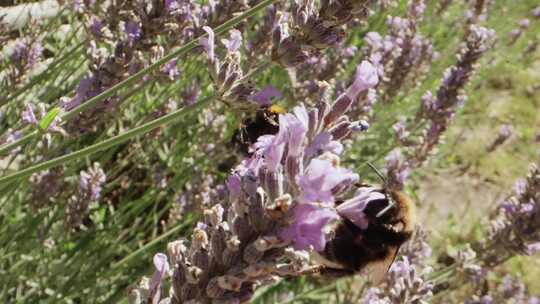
[364,246,400,284]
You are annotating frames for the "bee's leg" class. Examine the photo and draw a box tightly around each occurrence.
[300,266,355,278]
[319,267,355,278]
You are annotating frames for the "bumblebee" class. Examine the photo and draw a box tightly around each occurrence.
[311,166,416,283]
[231,104,286,155]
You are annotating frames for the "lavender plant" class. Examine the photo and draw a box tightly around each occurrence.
[129,62,378,303]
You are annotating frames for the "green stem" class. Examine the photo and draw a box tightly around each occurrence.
[0,0,277,155]
[0,96,213,185]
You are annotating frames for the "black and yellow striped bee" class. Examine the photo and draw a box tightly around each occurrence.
[311,167,416,283]
[315,189,415,282]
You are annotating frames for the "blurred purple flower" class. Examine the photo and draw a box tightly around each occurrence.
[297,158,358,204]
[148,253,170,303]
[278,203,338,251]
[89,18,103,37]
[73,0,84,12]
[533,7,540,18]
[251,115,290,172]
[221,29,242,52]
[226,174,242,201]
[79,163,106,201]
[22,104,38,125]
[393,116,409,143]
[63,75,101,111]
[519,19,530,29]
[385,148,410,191]
[306,132,343,157]
[125,21,142,42]
[165,0,180,11]
[11,38,43,68]
[286,105,309,157]
[513,179,527,196]
[526,242,540,255]
[346,61,379,100]
[200,26,215,62]
[248,86,282,106]
[161,59,180,80]
[196,221,208,230]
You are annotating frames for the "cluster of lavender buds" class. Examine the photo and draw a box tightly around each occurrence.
[1,31,43,90]
[289,44,358,104]
[508,19,531,46]
[129,62,379,303]
[385,25,495,185]
[523,38,539,58]
[484,154,540,264]
[200,26,269,111]
[360,227,434,304]
[65,162,106,229]
[363,0,436,103]
[271,0,378,68]
[63,0,213,133]
[486,124,513,152]
[534,6,540,19]
[450,244,487,284]
[414,25,495,157]
[166,174,224,229]
[465,275,539,304]
[29,167,66,212]
[464,0,492,28]
[435,0,454,16]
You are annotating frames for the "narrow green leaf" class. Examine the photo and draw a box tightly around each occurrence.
[38,107,62,131]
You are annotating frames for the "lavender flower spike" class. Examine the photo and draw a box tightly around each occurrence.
[485,154,540,261]
[139,74,375,302]
[325,60,379,126]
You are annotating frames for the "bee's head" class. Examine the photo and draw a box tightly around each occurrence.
[358,188,415,244]
[361,189,396,223]
[362,163,416,234]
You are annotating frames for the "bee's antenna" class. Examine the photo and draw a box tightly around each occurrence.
[365,162,394,217]
[376,201,395,218]
[366,162,387,184]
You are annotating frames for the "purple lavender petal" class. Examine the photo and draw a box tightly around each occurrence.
[306,132,343,157]
[200,26,215,62]
[346,60,379,100]
[148,253,170,302]
[226,174,242,201]
[526,242,540,255]
[278,203,338,251]
[221,29,243,52]
[286,107,309,157]
[297,158,358,204]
